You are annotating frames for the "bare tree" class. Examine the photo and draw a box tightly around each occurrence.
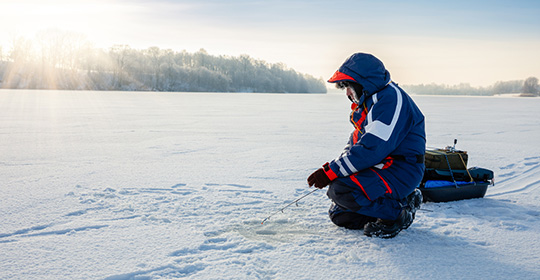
[144,46,162,90]
[109,44,131,89]
[522,77,539,96]
[9,36,33,64]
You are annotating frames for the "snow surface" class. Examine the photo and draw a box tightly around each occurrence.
[1,90,540,279]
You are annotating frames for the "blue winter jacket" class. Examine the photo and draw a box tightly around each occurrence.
[325,53,426,199]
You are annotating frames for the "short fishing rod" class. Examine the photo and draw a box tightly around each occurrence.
[261,188,319,224]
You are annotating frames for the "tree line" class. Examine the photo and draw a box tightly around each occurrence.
[402,77,540,96]
[0,30,327,93]
[2,30,538,96]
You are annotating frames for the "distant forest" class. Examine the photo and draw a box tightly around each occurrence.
[1,30,538,96]
[0,30,326,93]
[402,77,540,97]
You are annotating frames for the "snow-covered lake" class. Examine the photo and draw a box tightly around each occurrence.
[1,90,540,279]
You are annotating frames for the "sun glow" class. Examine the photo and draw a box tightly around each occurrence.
[0,0,136,48]
[0,1,134,90]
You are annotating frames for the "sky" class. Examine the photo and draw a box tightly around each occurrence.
[1,0,539,87]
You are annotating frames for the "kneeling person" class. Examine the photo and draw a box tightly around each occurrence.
[307,53,425,239]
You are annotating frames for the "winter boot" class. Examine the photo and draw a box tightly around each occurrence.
[363,209,413,239]
[363,189,422,238]
[408,189,423,213]
[403,189,423,229]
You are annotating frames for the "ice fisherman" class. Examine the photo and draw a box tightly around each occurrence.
[307,53,425,238]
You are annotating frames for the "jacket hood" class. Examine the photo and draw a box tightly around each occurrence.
[328,53,391,96]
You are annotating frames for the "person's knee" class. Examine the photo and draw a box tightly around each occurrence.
[329,203,376,230]
[327,181,366,211]
[330,211,376,230]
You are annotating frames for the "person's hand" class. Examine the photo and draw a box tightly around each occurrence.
[307,168,331,189]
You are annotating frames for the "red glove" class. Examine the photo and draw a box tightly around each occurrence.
[307,163,337,189]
